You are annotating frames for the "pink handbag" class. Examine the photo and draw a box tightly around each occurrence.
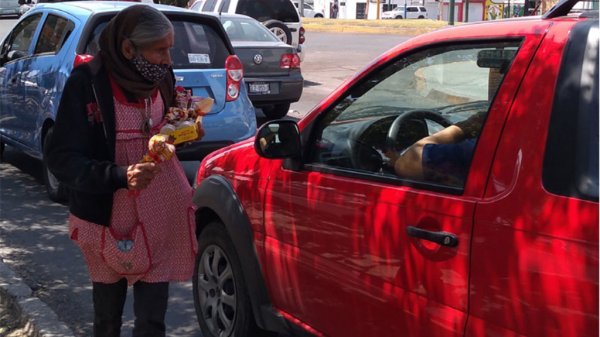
[101,220,152,276]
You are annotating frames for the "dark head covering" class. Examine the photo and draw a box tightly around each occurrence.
[98,4,174,100]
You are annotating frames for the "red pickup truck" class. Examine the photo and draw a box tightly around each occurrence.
[191,1,599,336]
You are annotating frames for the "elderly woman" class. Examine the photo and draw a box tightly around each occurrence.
[46,5,201,337]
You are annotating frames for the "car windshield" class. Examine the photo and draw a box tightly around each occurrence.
[220,16,280,42]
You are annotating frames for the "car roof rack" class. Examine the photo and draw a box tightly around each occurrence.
[544,0,599,19]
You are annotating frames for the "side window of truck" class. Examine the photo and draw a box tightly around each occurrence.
[543,20,599,201]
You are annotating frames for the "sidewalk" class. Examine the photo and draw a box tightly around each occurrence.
[302,17,450,35]
[0,258,75,337]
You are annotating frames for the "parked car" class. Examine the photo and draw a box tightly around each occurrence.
[216,13,303,119]
[192,0,305,60]
[0,1,256,201]
[0,0,21,18]
[381,5,427,19]
[190,0,598,336]
[293,1,324,18]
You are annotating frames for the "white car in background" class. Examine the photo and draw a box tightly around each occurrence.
[293,1,324,18]
[381,5,428,19]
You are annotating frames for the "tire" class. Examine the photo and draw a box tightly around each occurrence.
[395,15,403,19]
[314,14,323,18]
[418,15,425,19]
[261,102,290,119]
[193,222,256,337]
[262,20,292,45]
[42,128,67,203]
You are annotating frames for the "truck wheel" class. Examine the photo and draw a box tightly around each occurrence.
[263,20,292,44]
[418,15,425,18]
[193,222,256,337]
[42,128,67,203]
[261,103,290,119]
[395,15,403,19]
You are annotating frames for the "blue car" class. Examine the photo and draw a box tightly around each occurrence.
[0,1,257,201]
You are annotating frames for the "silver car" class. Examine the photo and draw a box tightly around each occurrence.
[0,0,21,18]
[216,13,304,119]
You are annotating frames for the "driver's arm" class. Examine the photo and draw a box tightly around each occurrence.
[392,125,465,179]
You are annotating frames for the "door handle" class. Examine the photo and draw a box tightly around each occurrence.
[406,226,458,247]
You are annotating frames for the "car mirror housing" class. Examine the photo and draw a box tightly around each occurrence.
[255,119,301,159]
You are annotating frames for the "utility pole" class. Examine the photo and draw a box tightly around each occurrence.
[448,0,455,24]
[299,0,304,17]
[464,0,469,21]
[377,0,381,19]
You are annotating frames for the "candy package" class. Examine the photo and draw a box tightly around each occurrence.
[140,87,213,164]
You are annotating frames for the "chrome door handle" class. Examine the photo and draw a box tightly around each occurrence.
[406,226,458,247]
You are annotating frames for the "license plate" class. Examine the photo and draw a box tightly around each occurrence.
[249,83,270,94]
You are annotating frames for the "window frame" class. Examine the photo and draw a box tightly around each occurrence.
[542,19,599,202]
[298,39,523,195]
[33,13,75,55]
[0,13,43,62]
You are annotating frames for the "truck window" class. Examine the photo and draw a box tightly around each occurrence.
[543,19,599,201]
[308,40,522,192]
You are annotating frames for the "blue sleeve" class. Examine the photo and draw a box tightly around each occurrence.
[422,138,476,187]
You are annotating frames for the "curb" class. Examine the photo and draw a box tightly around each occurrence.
[0,258,76,337]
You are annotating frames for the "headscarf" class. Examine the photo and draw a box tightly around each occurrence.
[98,5,174,99]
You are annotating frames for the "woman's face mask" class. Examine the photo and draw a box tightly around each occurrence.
[131,54,170,83]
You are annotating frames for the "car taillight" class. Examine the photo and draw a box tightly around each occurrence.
[280,53,301,69]
[73,54,94,68]
[299,26,305,44]
[225,55,243,102]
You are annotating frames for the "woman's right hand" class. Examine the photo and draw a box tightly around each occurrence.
[126,162,161,190]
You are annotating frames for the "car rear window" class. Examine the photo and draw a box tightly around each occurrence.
[85,18,230,70]
[236,0,300,23]
[220,16,280,42]
[0,0,18,7]
[170,20,230,69]
[543,19,599,201]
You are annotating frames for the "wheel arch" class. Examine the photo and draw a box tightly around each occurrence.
[193,175,291,334]
[41,119,54,150]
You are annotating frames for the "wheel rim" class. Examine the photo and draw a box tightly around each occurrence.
[270,27,287,42]
[197,244,237,337]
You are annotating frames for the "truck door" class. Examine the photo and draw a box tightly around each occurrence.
[467,19,599,337]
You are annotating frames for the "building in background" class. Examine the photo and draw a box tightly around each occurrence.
[306,0,578,21]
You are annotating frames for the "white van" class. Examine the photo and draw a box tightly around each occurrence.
[381,5,428,19]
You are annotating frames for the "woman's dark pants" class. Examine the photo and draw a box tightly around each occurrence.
[92,279,169,337]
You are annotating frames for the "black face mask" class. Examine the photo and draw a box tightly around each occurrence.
[131,54,170,83]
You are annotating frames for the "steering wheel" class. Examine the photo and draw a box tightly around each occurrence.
[386,110,452,153]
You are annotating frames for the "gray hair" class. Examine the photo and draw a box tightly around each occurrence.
[128,6,173,49]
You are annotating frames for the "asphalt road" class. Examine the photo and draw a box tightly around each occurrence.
[0,17,409,337]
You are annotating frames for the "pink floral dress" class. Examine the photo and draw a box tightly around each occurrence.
[69,82,197,285]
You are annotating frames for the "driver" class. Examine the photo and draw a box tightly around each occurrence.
[387,110,485,186]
